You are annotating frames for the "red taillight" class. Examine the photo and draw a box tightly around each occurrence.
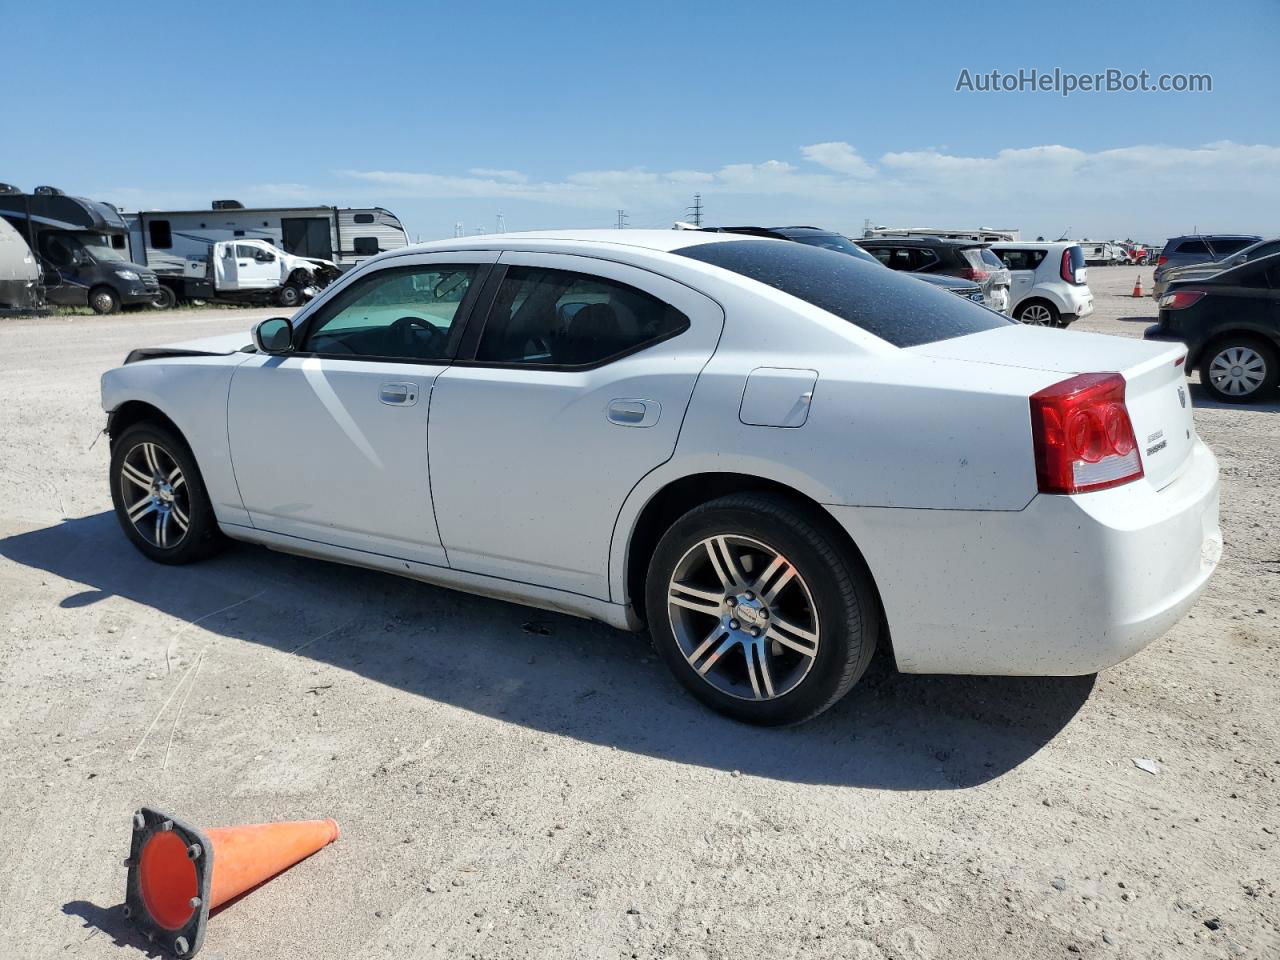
[1060,250,1074,283]
[1029,373,1144,495]
[1157,255,1168,266]
[1158,289,1206,310]
[961,267,990,282]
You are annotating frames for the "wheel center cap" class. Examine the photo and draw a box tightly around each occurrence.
[1230,365,1244,377]
[734,599,765,629]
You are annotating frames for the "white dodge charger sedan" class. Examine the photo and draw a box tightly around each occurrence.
[101,231,1222,724]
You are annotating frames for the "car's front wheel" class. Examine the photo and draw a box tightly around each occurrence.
[109,421,224,564]
[1201,337,1278,403]
[645,493,879,725]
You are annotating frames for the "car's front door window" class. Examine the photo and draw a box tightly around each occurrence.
[303,264,480,361]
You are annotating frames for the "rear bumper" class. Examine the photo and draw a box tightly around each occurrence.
[826,440,1221,675]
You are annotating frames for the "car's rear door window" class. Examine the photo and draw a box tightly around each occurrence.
[675,238,1013,348]
[1177,239,1210,256]
[1210,237,1255,257]
[475,266,689,367]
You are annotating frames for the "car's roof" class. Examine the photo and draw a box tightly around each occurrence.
[855,235,983,248]
[1176,249,1280,287]
[1167,234,1263,243]
[989,240,1077,249]
[388,229,746,257]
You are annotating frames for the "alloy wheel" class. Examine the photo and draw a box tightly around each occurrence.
[666,534,820,701]
[1208,346,1266,397]
[119,442,191,549]
[1020,304,1052,326]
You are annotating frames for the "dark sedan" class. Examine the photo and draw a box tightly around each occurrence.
[1145,252,1280,403]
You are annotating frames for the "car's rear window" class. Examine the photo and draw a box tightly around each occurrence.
[1067,245,1086,271]
[674,238,1013,348]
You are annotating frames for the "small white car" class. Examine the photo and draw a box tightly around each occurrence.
[991,241,1095,327]
[101,231,1220,725]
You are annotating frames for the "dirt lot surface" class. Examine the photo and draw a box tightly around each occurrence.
[1,269,1277,959]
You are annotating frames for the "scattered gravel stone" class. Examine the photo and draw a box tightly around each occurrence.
[1132,757,1162,775]
[1051,877,1068,891]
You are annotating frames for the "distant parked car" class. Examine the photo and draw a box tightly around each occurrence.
[1153,234,1263,300]
[1157,237,1280,296]
[692,226,988,304]
[853,236,1011,312]
[989,242,1093,327]
[1145,252,1280,403]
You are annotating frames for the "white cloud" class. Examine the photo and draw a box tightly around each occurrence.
[801,141,876,178]
[467,168,528,183]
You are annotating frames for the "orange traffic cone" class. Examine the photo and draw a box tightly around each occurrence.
[124,807,339,957]
[1132,275,1144,297]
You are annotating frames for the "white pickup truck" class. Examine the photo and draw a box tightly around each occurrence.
[154,239,341,309]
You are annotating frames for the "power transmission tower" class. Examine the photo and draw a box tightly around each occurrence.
[616,209,628,229]
[496,212,506,233]
[454,222,464,238]
[687,193,703,227]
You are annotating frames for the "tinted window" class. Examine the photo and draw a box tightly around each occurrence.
[675,238,1012,348]
[304,264,479,360]
[1067,246,1086,271]
[788,233,875,262]
[476,266,688,367]
[1176,239,1210,256]
[353,213,376,224]
[352,236,380,256]
[148,220,172,249]
[1211,237,1254,256]
[996,249,1046,271]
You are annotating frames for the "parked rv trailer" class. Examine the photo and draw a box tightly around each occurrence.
[0,215,46,314]
[124,203,409,281]
[862,225,1021,243]
[0,185,160,313]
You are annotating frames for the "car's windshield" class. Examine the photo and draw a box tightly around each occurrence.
[675,238,1013,348]
[788,232,880,264]
[76,233,128,262]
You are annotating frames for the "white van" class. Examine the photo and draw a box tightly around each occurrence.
[989,242,1094,327]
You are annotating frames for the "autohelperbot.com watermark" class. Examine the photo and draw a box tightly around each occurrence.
[955,67,1212,97]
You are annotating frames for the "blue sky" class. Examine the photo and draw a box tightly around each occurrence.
[3,0,1277,242]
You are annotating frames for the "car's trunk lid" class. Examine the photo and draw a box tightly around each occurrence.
[912,325,1196,491]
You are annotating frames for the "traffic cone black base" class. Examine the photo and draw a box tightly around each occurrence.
[124,808,214,958]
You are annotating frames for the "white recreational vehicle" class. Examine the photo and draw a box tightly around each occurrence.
[124,201,409,281]
[0,215,45,314]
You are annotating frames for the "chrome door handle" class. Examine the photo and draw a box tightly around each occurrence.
[379,382,418,406]
[607,398,660,427]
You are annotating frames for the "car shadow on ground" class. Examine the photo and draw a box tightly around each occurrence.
[3,513,1095,790]
[1188,379,1280,412]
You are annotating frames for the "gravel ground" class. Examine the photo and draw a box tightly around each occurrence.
[1,268,1277,960]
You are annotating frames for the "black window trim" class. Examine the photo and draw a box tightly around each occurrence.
[286,261,494,366]
[450,262,693,372]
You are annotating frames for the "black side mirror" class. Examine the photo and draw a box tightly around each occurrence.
[252,317,294,354]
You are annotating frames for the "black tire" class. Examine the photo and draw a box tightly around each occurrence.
[88,285,121,315]
[644,492,880,726]
[1014,298,1059,327]
[1199,336,1279,404]
[277,283,303,308]
[150,285,177,310]
[109,421,224,564]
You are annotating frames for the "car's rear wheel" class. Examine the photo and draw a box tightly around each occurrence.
[109,421,224,564]
[1015,299,1058,327]
[277,283,303,307]
[1201,337,1278,403]
[645,493,879,725]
